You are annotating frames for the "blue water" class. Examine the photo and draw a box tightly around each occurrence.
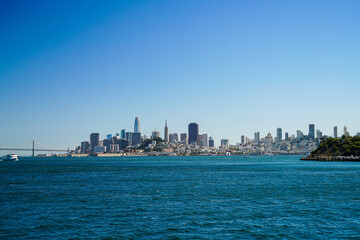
[1,156,359,239]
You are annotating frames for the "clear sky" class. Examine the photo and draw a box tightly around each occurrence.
[0,0,359,150]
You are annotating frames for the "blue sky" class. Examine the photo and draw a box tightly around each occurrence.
[0,0,359,150]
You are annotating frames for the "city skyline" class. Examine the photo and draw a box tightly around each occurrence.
[0,1,359,150]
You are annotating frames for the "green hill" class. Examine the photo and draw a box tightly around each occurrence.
[311,136,360,157]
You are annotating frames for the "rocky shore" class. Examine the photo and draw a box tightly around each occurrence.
[300,156,360,162]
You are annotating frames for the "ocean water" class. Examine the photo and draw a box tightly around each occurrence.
[0,156,359,239]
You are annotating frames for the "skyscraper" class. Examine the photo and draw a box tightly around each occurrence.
[201,134,208,147]
[309,124,315,139]
[276,128,282,142]
[254,132,260,144]
[241,135,245,145]
[334,126,338,138]
[121,129,126,139]
[344,126,349,136]
[164,121,169,142]
[134,117,140,133]
[209,137,215,148]
[180,133,187,144]
[285,132,289,140]
[90,133,100,153]
[188,123,199,145]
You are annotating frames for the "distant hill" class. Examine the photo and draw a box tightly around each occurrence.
[311,136,360,157]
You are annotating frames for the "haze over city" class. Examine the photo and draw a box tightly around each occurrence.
[0,0,359,150]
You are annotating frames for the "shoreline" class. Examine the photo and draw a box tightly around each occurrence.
[300,156,360,162]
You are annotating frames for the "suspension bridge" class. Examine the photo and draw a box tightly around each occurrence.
[0,140,68,156]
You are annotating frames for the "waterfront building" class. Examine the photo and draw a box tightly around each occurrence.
[188,123,199,145]
[334,126,338,138]
[276,128,282,142]
[80,141,90,154]
[94,146,106,153]
[131,132,141,146]
[151,131,161,139]
[209,137,215,148]
[109,144,119,153]
[134,117,140,133]
[241,135,245,145]
[121,129,126,139]
[90,133,100,153]
[180,133,187,144]
[103,138,113,152]
[114,138,128,150]
[164,121,169,142]
[254,132,260,144]
[285,132,289,141]
[309,124,315,139]
[221,139,229,148]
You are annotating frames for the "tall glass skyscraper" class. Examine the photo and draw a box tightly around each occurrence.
[134,117,140,133]
[309,124,315,139]
[188,123,199,145]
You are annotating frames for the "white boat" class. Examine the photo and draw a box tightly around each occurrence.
[2,154,18,161]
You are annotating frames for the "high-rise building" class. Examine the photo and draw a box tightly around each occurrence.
[121,129,126,139]
[188,123,199,145]
[276,128,282,142]
[201,134,208,147]
[90,133,100,153]
[134,117,140,133]
[125,132,132,144]
[114,138,129,150]
[297,130,304,140]
[334,126,338,138]
[180,133,187,144]
[309,124,315,139]
[344,126,350,136]
[164,121,169,142]
[285,132,289,140]
[81,141,90,154]
[241,135,245,145]
[107,134,112,140]
[254,132,260,144]
[103,138,113,152]
[131,132,141,146]
[169,133,179,143]
[209,137,215,148]
[316,130,323,139]
[221,139,229,148]
[151,131,161,139]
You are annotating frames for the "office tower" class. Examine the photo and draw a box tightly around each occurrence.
[334,126,338,138]
[241,135,245,145]
[201,134,209,147]
[131,132,141,146]
[164,121,169,142]
[344,126,350,136]
[276,128,282,142]
[254,132,260,144]
[180,133,188,144]
[169,133,179,143]
[90,133,100,153]
[309,124,315,139]
[114,138,129,150]
[125,132,132,144]
[134,117,140,133]
[209,137,215,148]
[264,133,274,144]
[297,130,303,140]
[107,134,112,140]
[121,129,126,139]
[316,130,323,139]
[81,141,90,154]
[188,123,199,145]
[116,133,120,137]
[151,131,161,139]
[285,132,289,140]
[103,138,113,152]
[221,139,229,148]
